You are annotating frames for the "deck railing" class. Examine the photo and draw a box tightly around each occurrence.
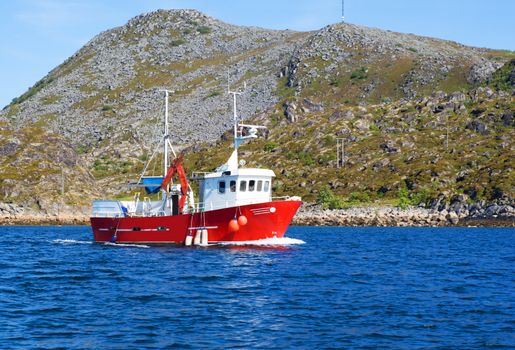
[92,196,300,218]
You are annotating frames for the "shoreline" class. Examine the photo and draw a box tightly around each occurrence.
[0,215,90,226]
[1,206,513,228]
[292,205,515,228]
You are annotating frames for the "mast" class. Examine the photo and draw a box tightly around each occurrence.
[220,77,264,172]
[164,90,169,176]
[158,89,176,175]
[230,90,241,151]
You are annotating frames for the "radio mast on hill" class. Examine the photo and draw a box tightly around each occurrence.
[341,0,345,22]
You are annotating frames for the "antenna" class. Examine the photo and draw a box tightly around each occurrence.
[227,78,246,151]
[341,0,345,23]
[224,72,266,171]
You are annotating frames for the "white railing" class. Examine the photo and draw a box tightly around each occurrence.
[92,196,301,218]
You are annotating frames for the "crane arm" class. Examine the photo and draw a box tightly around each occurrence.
[160,153,190,214]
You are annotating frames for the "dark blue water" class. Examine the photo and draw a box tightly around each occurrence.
[0,226,514,349]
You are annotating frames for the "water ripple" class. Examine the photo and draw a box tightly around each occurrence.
[0,226,513,349]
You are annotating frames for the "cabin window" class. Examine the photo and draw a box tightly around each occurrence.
[257,180,263,191]
[230,180,236,192]
[264,181,270,192]
[218,181,226,194]
[240,180,247,192]
[249,180,255,191]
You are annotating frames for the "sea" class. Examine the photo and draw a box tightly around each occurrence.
[0,225,513,349]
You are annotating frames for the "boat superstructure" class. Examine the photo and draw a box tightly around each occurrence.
[90,87,302,245]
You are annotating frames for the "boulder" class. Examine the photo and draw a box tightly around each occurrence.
[354,119,370,131]
[329,109,354,122]
[501,113,513,127]
[302,98,324,113]
[284,101,298,122]
[466,120,488,134]
[380,140,400,153]
[372,158,390,171]
[446,211,459,225]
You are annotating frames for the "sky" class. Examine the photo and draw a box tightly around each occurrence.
[1,0,514,108]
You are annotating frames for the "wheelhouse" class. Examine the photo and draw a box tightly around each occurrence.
[195,168,275,211]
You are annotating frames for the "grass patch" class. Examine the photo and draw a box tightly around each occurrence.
[350,67,368,80]
[171,39,186,47]
[42,95,61,105]
[263,142,278,152]
[489,59,514,91]
[197,26,212,34]
[207,91,221,98]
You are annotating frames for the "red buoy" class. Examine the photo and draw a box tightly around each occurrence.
[228,219,240,232]
[237,215,248,226]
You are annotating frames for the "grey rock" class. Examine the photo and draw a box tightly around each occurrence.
[301,98,324,113]
[284,101,299,122]
[380,140,400,153]
[372,158,390,171]
[466,120,488,134]
[329,109,353,122]
[501,113,513,127]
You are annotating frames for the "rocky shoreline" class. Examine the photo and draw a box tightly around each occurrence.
[1,202,513,227]
[0,203,89,226]
[293,204,515,227]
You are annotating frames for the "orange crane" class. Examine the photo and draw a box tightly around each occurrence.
[161,153,189,214]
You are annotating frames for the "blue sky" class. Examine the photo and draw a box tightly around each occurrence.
[1,0,514,108]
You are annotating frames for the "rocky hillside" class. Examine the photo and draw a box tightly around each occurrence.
[188,86,513,206]
[0,9,513,214]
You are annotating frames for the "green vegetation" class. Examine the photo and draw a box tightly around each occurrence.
[171,39,186,46]
[350,67,368,80]
[489,59,515,91]
[92,155,134,177]
[287,151,315,166]
[263,142,278,152]
[197,26,212,34]
[329,77,342,87]
[396,186,411,209]
[207,91,221,98]
[317,186,345,209]
[276,76,295,100]
[317,186,372,209]
[10,77,54,106]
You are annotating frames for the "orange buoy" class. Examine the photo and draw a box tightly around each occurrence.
[228,219,240,232]
[237,215,248,226]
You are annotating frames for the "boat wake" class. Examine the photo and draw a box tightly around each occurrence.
[52,239,93,245]
[52,239,149,248]
[103,242,150,249]
[218,237,305,246]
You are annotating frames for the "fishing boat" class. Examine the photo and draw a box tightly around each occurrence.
[90,88,302,245]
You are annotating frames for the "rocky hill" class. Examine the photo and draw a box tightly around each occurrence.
[0,9,513,219]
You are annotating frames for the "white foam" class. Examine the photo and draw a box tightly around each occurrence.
[218,236,305,246]
[52,239,149,248]
[103,242,150,249]
[52,239,93,245]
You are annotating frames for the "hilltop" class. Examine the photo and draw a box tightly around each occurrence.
[0,9,513,223]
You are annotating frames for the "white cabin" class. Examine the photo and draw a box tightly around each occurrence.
[197,168,274,211]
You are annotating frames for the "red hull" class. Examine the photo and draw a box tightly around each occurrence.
[90,200,302,244]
